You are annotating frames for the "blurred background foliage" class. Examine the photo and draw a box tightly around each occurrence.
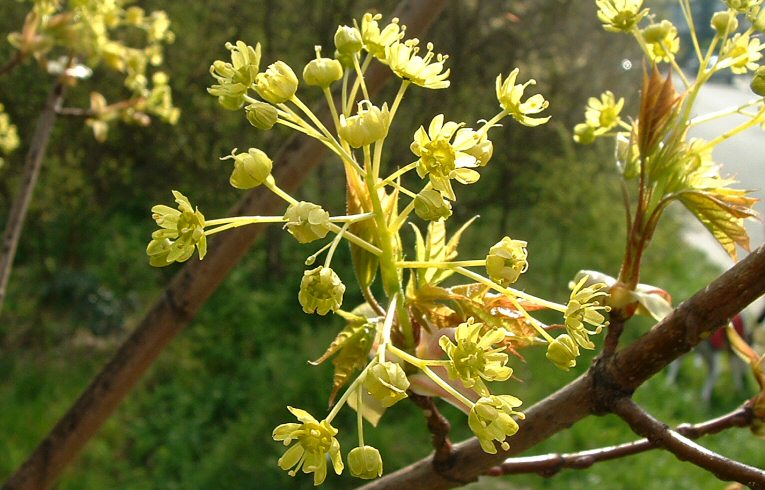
[0,0,751,488]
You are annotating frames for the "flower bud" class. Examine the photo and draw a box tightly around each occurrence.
[464,136,494,167]
[641,20,672,44]
[303,49,343,87]
[298,266,345,315]
[245,101,278,129]
[755,9,765,33]
[573,123,596,145]
[229,148,272,189]
[469,395,523,454]
[347,446,383,479]
[334,25,362,55]
[413,188,452,221]
[485,237,528,286]
[752,66,765,96]
[364,361,409,407]
[338,101,389,148]
[255,61,298,104]
[284,201,331,243]
[711,11,739,35]
[546,334,580,371]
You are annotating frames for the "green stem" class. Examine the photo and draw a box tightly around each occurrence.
[264,177,298,205]
[326,359,377,423]
[387,81,410,121]
[381,162,418,186]
[356,386,365,447]
[698,107,765,152]
[327,222,382,256]
[325,221,351,268]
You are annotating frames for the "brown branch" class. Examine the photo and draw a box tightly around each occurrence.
[55,98,146,118]
[0,81,66,316]
[408,393,454,472]
[490,404,753,477]
[0,51,25,78]
[612,398,765,487]
[359,244,765,489]
[0,2,448,489]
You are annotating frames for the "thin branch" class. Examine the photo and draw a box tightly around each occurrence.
[55,98,146,118]
[408,393,454,472]
[490,404,753,477]
[0,51,25,77]
[0,80,66,316]
[612,398,765,487]
[0,2,448,489]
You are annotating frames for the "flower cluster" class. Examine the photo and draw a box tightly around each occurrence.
[0,103,19,168]
[146,191,207,267]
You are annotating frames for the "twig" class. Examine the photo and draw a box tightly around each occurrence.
[0,80,66,316]
[489,404,753,477]
[55,98,146,118]
[612,398,765,487]
[0,51,25,77]
[408,393,454,472]
[0,2,448,489]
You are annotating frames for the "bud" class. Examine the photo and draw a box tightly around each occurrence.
[485,237,528,286]
[245,101,278,129]
[334,25,362,55]
[755,9,765,33]
[338,101,390,148]
[464,134,494,167]
[364,361,409,407]
[545,334,580,371]
[641,20,673,44]
[413,188,452,221]
[229,148,272,189]
[125,6,145,25]
[573,123,596,145]
[298,266,345,315]
[347,446,383,479]
[711,11,739,34]
[303,47,343,87]
[255,61,298,104]
[284,201,331,243]
[752,66,765,96]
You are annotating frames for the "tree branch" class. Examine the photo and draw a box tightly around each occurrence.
[0,2,448,489]
[612,398,765,487]
[490,404,753,477]
[0,51,25,78]
[360,244,765,489]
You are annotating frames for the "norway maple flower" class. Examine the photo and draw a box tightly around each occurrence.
[495,69,550,127]
[596,0,649,33]
[146,191,207,267]
[411,114,483,200]
[208,41,261,110]
[546,333,580,371]
[642,20,679,63]
[722,33,764,74]
[485,236,528,286]
[272,406,343,486]
[299,266,346,315]
[439,318,513,395]
[584,91,624,132]
[469,394,524,454]
[564,276,610,350]
[359,13,402,60]
[386,39,450,89]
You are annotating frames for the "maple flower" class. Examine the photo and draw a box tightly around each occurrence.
[596,0,648,33]
[439,318,512,395]
[360,13,402,60]
[299,266,345,315]
[338,101,390,148]
[585,91,624,132]
[546,333,580,371]
[386,39,450,89]
[469,395,524,454]
[347,445,384,479]
[364,361,410,407]
[485,236,529,286]
[495,69,550,127]
[411,114,482,200]
[146,191,207,267]
[722,33,764,74]
[564,276,610,349]
[284,201,331,243]
[272,406,344,485]
[643,20,680,63]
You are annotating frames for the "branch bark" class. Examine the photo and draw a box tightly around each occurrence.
[0,80,66,316]
[493,404,753,477]
[360,244,765,489]
[0,2,447,489]
[612,398,765,486]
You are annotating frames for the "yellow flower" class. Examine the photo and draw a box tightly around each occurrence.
[299,266,345,315]
[596,0,648,33]
[273,406,344,485]
[283,201,331,243]
[495,69,550,127]
[546,333,580,371]
[485,236,528,286]
[643,21,679,63]
[386,39,450,89]
[146,191,207,267]
[584,90,624,132]
[360,13,402,60]
[469,395,524,454]
[722,33,764,74]
[347,445,383,479]
[0,104,20,158]
[439,318,512,395]
[338,101,389,148]
[364,361,410,407]
[564,276,610,349]
[255,60,299,104]
[411,114,483,200]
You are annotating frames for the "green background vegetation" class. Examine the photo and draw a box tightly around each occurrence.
[0,1,759,488]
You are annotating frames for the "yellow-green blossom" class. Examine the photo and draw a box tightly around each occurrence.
[245,101,278,130]
[596,0,649,33]
[273,406,343,485]
[0,104,20,163]
[146,191,207,267]
[284,201,331,243]
[386,39,450,89]
[495,69,550,127]
[564,276,610,349]
[228,148,272,189]
[573,123,597,144]
[724,0,762,13]
[364,361,409,407]
[469,395,524,454]
[722,33,764,74]
[338,101,389,148]
[643,20,680,63]
[411,115,483,200]
[360,13,402,60]
[413,188,452,221]
[485,236,528,286]
[546,334,580,371]
[208,41,261,110]
[334,25,362,55]
[347,445,383,479]
[585,90,624,132]
[299,266,345,315]
[752,66,765,96]
[256,60,299,104]
[711,11,738,35]
[439,318,512,395]
[303,47,343,87]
